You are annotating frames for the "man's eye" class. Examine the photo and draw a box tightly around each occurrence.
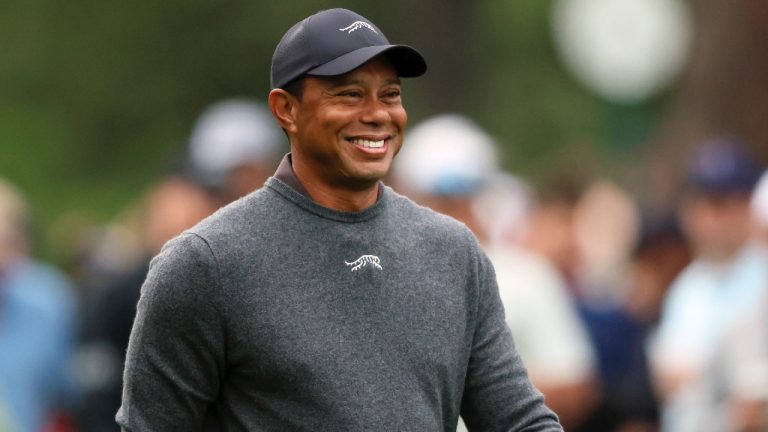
[340,91,362,98]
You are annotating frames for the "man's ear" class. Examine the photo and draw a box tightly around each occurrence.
[268,89,299,134]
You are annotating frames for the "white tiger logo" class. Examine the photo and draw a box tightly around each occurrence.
[338,21,378,35]
[345,255,383,272]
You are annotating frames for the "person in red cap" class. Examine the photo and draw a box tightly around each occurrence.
[118,8,562,431]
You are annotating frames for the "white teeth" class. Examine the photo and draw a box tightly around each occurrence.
[352,139,385,148]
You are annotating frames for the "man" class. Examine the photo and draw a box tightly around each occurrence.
[714,168,768,432]
[118,8,562,431]
[650,137,768,432]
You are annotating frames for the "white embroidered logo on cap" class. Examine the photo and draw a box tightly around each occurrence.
[345,255,382,272]
[339,21,378,35]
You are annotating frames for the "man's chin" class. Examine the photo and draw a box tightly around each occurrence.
[347,158,391,177]
[341,167,390,190]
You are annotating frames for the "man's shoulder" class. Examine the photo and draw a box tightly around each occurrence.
[189,186,277,239]
[385,187,477,244]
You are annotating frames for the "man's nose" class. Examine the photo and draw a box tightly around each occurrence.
[360,98,390,125]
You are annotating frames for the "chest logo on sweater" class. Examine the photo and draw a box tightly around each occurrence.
[345,255,382,272]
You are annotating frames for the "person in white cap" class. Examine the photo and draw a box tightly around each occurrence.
[393,114,599,430]
[118,7,562,431]
[188,97,285,203]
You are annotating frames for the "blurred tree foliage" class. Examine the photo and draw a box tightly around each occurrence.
[0,0,644,264]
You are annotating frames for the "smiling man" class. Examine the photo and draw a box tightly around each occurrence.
[272,56,406,209]
[117,8,562,431]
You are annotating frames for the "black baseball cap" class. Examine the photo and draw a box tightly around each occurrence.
[270,8,427,89]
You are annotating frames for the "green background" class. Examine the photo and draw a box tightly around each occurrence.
[1,1,667,263]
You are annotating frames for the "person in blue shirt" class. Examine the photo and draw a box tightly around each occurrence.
[0,178,78,432]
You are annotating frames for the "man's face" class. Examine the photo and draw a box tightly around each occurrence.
[679,192,754,261]
[289,56,407,191]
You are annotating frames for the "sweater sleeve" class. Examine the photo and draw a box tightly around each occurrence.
[460,247,563,431]
[117,233,226,431]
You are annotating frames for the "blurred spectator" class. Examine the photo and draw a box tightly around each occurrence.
[523,170,678,431]
[73,97,285,431]
[392,114,498,240]
[606,217,692,432]
[522,172,586,292]
[712,168,768,432]
[524,176,641,302]
[649,137,768,432]
[392,114,599,430]
[73,175,217,431]
[187,97,285,203]
[573,180,640,303]
[555,180,659,430]
[627,218,692,326]
[48,210,143,297]
[0,178,78,432]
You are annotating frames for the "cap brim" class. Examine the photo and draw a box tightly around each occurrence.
[307,45,427,78]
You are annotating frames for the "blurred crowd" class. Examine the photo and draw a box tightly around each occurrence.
[2,101,768,432]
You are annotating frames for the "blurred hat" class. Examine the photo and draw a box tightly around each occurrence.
[188,98,284,187]
[752,170,768,227]
[393,114,498,196]
[686,136,763,194]
[271,8,426,89]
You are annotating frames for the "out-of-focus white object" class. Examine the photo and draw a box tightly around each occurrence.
[189,98,283,177]
[552,0,693,103]
[393,114,498,196]
[752,170,768,228]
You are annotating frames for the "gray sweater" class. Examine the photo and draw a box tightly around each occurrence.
[117,177,562,431]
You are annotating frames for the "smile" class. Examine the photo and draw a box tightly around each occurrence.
[350,138,385,148]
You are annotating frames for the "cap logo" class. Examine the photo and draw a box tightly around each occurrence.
[339,21,378,35]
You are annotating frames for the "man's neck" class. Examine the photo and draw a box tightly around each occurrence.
[277,153,380,212]
[294,169,380,212]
